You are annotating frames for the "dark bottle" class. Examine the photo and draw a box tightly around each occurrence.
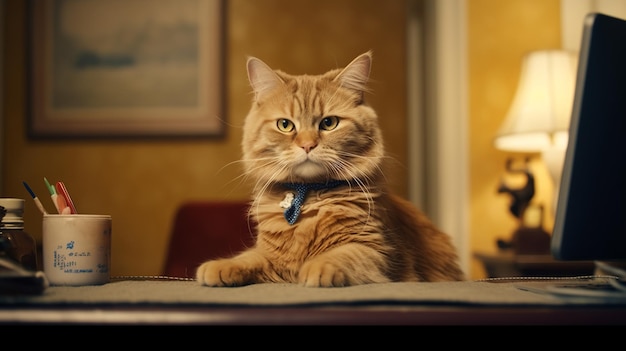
[0,198,38,271]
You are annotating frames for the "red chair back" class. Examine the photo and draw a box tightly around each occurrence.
[162,201,256,278]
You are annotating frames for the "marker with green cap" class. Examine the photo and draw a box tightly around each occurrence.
[44,177,69,214]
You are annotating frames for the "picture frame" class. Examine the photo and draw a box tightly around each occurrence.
[27,0,225,138]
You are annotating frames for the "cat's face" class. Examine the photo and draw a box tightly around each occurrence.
[241,52,384,186]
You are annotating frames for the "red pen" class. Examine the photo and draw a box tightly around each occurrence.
[56,182,77,214]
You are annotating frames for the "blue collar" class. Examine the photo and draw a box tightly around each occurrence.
[280,180,349,225]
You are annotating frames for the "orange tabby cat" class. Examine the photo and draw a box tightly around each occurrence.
[196,51,465,287]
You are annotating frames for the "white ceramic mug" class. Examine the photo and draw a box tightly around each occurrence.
[42,214,112,286]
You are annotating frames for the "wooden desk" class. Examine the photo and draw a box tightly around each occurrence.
[1,305,626,325]
[1,279,625,325]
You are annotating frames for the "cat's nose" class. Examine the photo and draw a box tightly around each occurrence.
[301,142,317,153]
[296,132,318,153]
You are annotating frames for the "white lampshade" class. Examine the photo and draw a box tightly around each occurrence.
[494,50,578,152]
[495,49,579,217]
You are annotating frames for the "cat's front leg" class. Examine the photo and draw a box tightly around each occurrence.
[299,245,390,287]
[299,260,349,287]
[196,250,268,287]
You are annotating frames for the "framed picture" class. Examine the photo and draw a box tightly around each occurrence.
[27,0,225,138]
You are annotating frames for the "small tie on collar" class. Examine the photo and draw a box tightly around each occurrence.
[280,180,349,225]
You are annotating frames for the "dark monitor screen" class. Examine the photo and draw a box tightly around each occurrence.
[551,12,626,261]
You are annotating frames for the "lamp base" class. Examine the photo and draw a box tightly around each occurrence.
[542,145,567,217]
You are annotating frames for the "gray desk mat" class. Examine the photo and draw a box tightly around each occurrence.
[1,276,625,307]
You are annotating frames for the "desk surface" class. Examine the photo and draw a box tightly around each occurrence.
[1,278,626,325]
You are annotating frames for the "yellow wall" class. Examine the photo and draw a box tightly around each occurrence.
[467,0,562,278]
[2,0,409,276]
[3,0,564,280]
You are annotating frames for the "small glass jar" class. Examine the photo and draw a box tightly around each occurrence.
[0,198,38,271]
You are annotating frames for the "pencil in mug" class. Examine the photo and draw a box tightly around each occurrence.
[22,181,48,215]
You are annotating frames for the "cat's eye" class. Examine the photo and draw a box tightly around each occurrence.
[319,116,339,131]
[277,119,295,132]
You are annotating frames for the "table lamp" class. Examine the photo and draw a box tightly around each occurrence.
[494,50,578,217]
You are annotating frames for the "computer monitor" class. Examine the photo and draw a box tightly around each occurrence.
[551,12,626,262]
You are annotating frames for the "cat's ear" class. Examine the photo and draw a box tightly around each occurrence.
[334,51,372,95]
[247,57,284,100]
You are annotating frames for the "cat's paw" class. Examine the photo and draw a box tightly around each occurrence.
[299,260,349,287]
[196,259,249,287]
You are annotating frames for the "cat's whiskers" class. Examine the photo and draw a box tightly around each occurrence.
[217,159,255,190]
[248,157,291,206]
[334,150,383,177]
[251,162,286,190]
[323,157,376,229]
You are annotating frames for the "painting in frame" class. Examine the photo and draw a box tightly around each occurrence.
[28,0,224,138]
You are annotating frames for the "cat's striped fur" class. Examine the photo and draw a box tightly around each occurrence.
[196,51,465,287]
